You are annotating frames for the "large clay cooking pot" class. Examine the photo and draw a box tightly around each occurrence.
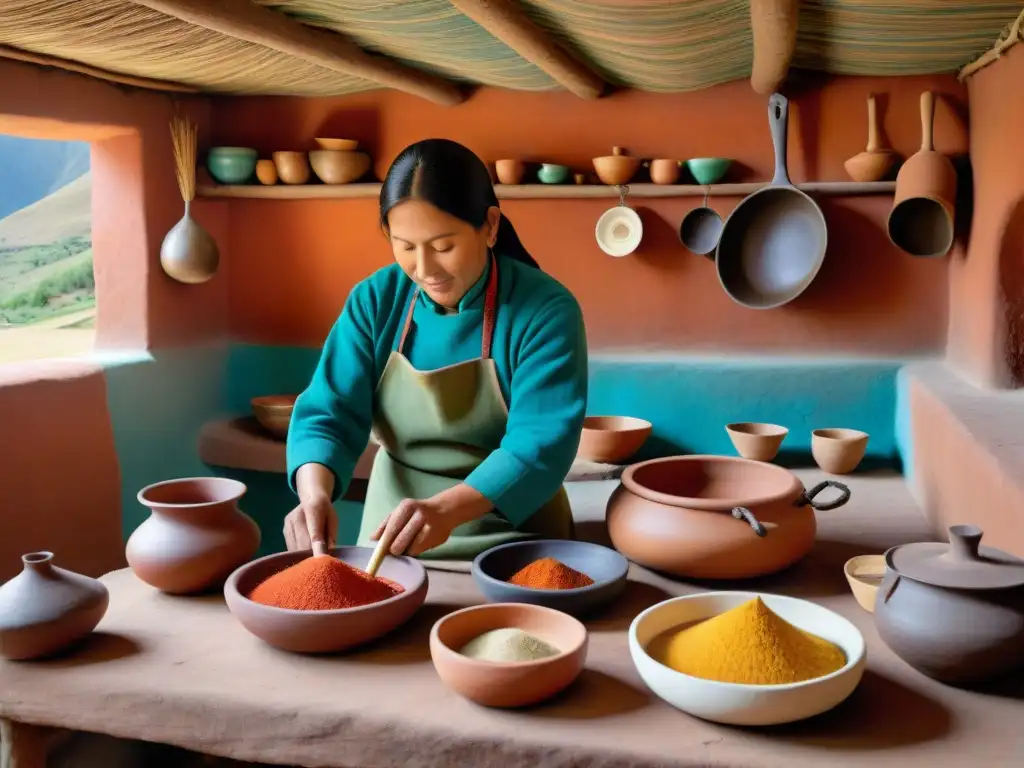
[606,456,850,579]
[874,524,1024,685]
[127,477,261,594]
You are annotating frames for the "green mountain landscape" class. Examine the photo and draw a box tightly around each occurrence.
[0,138,93,331]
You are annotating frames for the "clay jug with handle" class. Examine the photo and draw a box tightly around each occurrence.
[0,552,109,660]
[126,477,261,595]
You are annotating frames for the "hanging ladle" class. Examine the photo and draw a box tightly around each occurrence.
[679,187,724,257]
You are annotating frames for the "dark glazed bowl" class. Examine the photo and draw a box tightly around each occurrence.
[471,539,629,616]
[224,546,428,653]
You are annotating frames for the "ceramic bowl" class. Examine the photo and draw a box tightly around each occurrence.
[224,546,428,653]
[206,147,258,184]
[811,428,870,474]
[471,539,629,616]
[629,591,866,726]
[309,150,372,185]
[686,158,732,186]
[272,151,311,185]
[577,415,652,464]
[844,554,886,613]
[430,603,588,708]
[494,159,525,185]
[251,394,297,439]
[314,137,359,151]
[592,146,641,186]
[725,422,789,462]
[648,159,681,185]
[595,207,643,258]
[537,163,571,184]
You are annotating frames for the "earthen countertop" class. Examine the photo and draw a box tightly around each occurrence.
[2,471,1022,767]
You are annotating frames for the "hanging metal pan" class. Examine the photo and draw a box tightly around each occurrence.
[715,94,828,309]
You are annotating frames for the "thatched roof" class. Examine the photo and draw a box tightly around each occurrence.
[0,1,1021,103]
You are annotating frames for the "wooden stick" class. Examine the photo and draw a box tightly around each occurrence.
[0,44,198,93]
[448,0,605,99]
[127,0,464,105]
[958,8,1023,81]
[749,0,800,95]
[311,540,326,557]
[364,527,398,579]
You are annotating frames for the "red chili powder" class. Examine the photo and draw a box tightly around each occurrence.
[507,557,595,590]
[249,556,403,610]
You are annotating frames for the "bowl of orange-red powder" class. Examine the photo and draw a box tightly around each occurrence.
[224,546,428,653]
[471,539,629,617]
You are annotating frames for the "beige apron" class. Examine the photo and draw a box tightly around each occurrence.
[357,256,573,562]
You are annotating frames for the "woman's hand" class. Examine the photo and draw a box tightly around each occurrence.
[284,462,339,551]
[371,484,492,556]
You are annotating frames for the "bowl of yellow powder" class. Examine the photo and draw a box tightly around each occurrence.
[430,603,588,708]
[628,592,866,726]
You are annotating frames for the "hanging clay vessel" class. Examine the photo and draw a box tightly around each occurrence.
[160,201,219,284]
[875,525,1024,685]
[0,552,109,660]
[126,477,261,595]
[606,455,851,579]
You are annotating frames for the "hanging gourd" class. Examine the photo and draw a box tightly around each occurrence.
[749,0,799,95]
[160,114,219,284]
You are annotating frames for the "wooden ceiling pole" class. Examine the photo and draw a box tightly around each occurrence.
[0,44,197,93]
[749,0,799,94]
[126,0,465,106]
[449,0,606,99]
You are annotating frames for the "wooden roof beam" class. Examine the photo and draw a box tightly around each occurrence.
[0,44,197,93]
[126,0,465,106]
[449,0,606,100]
[749,0,799,94]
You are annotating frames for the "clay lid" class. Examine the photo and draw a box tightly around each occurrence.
[885,525,1024,590]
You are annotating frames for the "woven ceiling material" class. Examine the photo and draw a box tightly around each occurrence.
[1,0,1022,96]
[259,0,557,89]
[0,0,373,95]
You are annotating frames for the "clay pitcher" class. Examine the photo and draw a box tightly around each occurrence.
[0,552,109,660]
[126,477,261,595]
[886,91,957,258]
[160,201,219,285]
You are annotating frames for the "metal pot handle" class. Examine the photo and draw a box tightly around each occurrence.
[796,480,851,511]
[732,507,768,537]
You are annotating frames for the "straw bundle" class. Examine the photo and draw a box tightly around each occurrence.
[169,114,198,204]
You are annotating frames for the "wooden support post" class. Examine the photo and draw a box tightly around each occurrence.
[126,0,465,106]
[749,0,799,94]
[0,719,54,768]
[449,0,606,99]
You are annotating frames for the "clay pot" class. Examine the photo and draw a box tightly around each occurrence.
[577,416,652,464]
[309,150,372,185]
[811,428,869,474]
[592,146,640,186]
[255,159,278,185]
[875,525,1024,685]
[606,456,851,579]
[272,151,311,185]
[127,477,261,594]
[844,554,885,613]
[314,137,359,151]
[494,159,525,185]
[574,173,586,185]
[0,552,109,660]
[648,159,681,185]
[725,422,788,462]
[251,394,296,439]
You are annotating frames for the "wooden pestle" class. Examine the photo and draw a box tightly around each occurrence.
[311,528,398,579]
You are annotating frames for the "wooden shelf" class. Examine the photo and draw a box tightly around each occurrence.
[197,181,896,200]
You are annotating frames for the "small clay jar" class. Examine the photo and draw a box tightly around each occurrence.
[648,159,682,185]
[495,159,525,185]
[126,477,261,594]
[875,525,1024,685]
[255,159,278,185]
[0,552,109,660]
[272,151,311,185]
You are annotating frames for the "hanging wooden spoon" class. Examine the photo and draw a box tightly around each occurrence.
[844,93,898,182]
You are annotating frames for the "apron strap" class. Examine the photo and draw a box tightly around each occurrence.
[397,253,500,359]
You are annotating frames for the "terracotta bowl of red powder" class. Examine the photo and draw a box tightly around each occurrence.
[472,539,629,617]
[224,546,428,653]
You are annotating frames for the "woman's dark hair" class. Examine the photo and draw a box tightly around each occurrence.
[379,138,540,270]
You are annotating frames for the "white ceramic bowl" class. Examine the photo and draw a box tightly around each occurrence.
[628,591,866,725]
[595,206,643,257]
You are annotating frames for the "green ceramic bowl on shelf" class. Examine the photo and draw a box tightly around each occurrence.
[206,146,258,184]
[537,163,571,184]
[686,158,733,186]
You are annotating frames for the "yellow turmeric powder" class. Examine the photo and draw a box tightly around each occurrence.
[647,597,845,685]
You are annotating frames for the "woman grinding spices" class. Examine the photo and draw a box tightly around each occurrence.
[284,139,588,560]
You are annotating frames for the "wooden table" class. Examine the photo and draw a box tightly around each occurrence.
[3,472,1023,768]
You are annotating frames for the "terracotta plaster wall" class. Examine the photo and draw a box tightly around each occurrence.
[0,61,228,581]
[948,44,1024,389]
[211,75,966,353]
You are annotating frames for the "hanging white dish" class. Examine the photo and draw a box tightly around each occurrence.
[595,185,643,258]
